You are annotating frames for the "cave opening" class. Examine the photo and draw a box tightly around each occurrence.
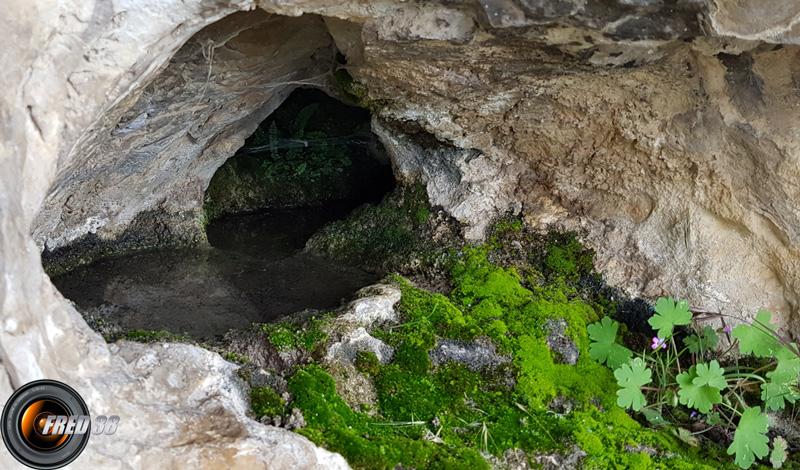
[50,87,396,341]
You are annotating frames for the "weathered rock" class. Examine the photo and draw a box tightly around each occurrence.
[335,284,401,328]
[327,363,378,413]
[7,0,800,467]
[483,448,532,470]
[429,337,511,371]
[548,395,576,415]
[326,327,394,365]
[33,10,335,262]
[375,119,523,240]
[544,319,579,365]
[321,283,399,412]
[532,445,586,470]
[225,328,306,374]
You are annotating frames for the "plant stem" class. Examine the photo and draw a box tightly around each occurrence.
[671,337,682,375]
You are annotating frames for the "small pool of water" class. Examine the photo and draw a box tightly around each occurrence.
[52,204,380,340]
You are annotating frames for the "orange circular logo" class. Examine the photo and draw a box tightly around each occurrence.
[1,380,91,469]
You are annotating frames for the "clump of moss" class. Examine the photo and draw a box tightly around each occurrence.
[122,329,189,343]
[260,317,329,353]
[354,350,381,376]
[290,364,487,469]
[306,183,450,272]
[278,237,717,468]
[222,351,250,364]
[251,386,286,419]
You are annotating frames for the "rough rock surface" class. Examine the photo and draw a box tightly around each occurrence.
[429,337,511,371]
[323,284,401,357]
[33,10,335,259]
[334,284,401,327]
[345,4,800,334]
[326,327,394,365]
[544,319,579,365]
[6,0,800,468]
[375,119,524,240]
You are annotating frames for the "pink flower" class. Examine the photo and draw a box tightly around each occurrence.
[723,325,732,334]
[650,337,667,350]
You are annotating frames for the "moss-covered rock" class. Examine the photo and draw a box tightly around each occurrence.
[305,183,460,273]
[248,226,720,469]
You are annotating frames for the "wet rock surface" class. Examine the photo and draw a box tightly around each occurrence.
[53,207,380,340]
[7,0,800,468]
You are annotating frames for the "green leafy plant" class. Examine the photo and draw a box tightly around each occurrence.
[588,299,799,469]
[614,357,651,411]
[771,436,788,469]
[588,317,633,368]
[727,407,769,469]
[252,103,352,183]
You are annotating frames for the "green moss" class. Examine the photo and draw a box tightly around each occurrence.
[261,318,329,352]
[122,329,189,343]
[541,233,595,282]
[222,351,250,364]
[306,184,438,271]
[251,386,286,418]
[289,364,487,470]
[264,225,719,469]
[354,350,381,376]
[491,217,524,236]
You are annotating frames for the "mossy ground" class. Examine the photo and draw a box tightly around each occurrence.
[255,214,723,469]
[305,183,456,274]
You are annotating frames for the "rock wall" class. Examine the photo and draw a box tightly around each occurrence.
[337,3,800,335]
[1,1,347,468]
[33,10,335,264]
[6,0,800,468]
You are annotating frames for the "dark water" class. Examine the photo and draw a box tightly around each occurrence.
[52,205,379,340]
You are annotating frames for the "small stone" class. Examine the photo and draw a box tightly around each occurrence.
[429,337,510,371]
[532,445,586,470]
[625,444,658,456]
[326,327,394,365]
[548,395,575,415]
[544,319,579,365]
[284,408,306,430]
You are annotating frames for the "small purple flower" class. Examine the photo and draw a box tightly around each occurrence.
[723,325,732,334]
[690,411,698,419]
[650,337,667,350]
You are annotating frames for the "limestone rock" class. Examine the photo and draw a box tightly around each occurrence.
[335,284,401,328]
[544,319,579,365]
[429,338,511,371]
[7,0,800,467]
[326,327,394,365]
[374,119,523,240]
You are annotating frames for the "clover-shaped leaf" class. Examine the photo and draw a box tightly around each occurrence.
[770,436,788,469]
[677,365,722,413]
[727,407,769,469]
[693,360,727,390]
[685,325,719,354]
[733,310,782,358]
[614,358,651,411]
[648,297,692,339]
[761,347,800,411]
[588,317,633,368]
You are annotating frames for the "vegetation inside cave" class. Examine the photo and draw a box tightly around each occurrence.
[47,87,799,469]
